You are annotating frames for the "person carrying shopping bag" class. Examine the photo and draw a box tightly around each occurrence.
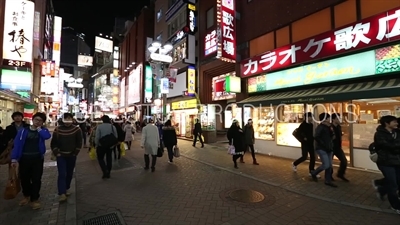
[162,120,178,163]
[227,119,245,169]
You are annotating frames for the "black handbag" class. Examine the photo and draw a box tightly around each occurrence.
[99,124,118,149]
[157,147,164,157]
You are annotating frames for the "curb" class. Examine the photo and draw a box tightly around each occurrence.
[180,153,395,215]
[65,170,77,225]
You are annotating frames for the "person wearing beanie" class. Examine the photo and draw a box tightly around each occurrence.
[10,112,51,210]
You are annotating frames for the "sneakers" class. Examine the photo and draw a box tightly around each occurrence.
[391,207,400,214]
[308,172,321,179]
[376,192,385,201]
[371,180,379,190]
[31,201,41,210]
[66,191,71,196]
[59,194,67,202]
[292,163,297,172]
[19,197,30,206]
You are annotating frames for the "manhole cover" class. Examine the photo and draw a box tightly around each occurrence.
[83,211,125,225]
[229,189,265,203]
[220,189,275,208]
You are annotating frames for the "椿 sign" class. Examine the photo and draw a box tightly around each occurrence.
[2,0,35,69]
[241,8,400,77]
[247,43,400,93]
[212,73,236,101]
[217,0,236,62]
[204,30,217,56]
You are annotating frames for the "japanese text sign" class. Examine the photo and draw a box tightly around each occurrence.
[241,7,400,77]
[2,0,35,69]
[41,60,56,76]
[217,0,236,62]
[204,30,217,56]
[212,73,236,101]
[187,4,197,34]
[144,65,153,103]
[187,66,196,96]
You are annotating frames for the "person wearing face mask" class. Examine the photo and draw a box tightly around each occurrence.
[50,113,82,202]
[10,113,51,210]
[242,119,258,165]
[373,115,400,214]
[227,119,245,169]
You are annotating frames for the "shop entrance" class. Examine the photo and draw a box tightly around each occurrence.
[185,115,196,138]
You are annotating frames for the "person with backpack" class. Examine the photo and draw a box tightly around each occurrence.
[372,115,400,214]
[113,121,125,160]
[95,115,118,179]
[292,112,318,177]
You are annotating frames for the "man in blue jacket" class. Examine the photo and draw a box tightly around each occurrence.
[10,112,51,210]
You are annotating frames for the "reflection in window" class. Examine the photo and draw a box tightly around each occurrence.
[276,104,304,147]
[246,106,274,141]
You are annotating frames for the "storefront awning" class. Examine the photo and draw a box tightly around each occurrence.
[237,79,400,106]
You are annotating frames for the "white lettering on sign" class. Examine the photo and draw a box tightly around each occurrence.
[259,52,276,71]
[205,30,217,55]
[223,40,235,55]
[223,25,234,40]
[221,9,235,57]
[243,59,258,75]
[377,9,400,40]
[303,37,331,58]
[279,45,301,64]
[223,11,234,26]
[334,23,371,51]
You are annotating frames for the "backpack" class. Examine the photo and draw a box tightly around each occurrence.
[292,128,303,142]
[368,142,378,163]
[99,124,118,149]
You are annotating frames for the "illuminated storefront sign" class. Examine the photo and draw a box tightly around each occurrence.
[241,7,400,77]
[247,44,400,93]
[216,0,236,62]
[1,69,32,92]
[225,76,241,93]
[144,65,153,103]
[160,78,169,94]
[187,66,195,96]
[204,30,217,56]
[41,60,56,76]
[212,73,236,101]
[2,0,35,68]
[187,4,197,34]
[171,99,197,110]
[120,77,125,107]
[95,36,113,53]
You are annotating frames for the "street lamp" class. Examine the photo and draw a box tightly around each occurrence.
[147,41,173,121]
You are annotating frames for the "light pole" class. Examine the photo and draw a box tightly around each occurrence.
[147,41,173,121]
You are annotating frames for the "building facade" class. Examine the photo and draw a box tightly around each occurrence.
[119,6,154,121]
[0,0,50,126]
[230,0,400,171]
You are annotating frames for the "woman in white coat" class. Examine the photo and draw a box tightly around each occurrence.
[123,121,135,150]
[141,119,160,172]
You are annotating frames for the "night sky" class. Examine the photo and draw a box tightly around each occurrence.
[52,0,151,49]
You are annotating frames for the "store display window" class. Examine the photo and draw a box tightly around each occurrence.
[246,106,275,141]
[224,104,242,128]
[352,97,400,149]
[276,104,304,147]
[201,104,216,130]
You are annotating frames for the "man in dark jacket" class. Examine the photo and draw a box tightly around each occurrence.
[310,113,337,187]
[113,121,125,160]
[292,112,316,176]
[4,111,29,144]
[50,113,82,202]
[331,113,349,182]
[373,115,400,214]
[242,119,258,165]
[192,119,204,148]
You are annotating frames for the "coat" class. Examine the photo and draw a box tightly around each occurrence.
[243,124,255,145]
[374,125,400,166]
[141,124,160,155]
[123,124,135,142]
[227,125,245,153]
[162,126,177,147]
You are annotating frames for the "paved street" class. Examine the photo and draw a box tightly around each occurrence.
[1,131,399,225]
[75,135,399,225]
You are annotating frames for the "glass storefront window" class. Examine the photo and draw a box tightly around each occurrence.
[352,97,400,149]
[247,106,275,141]
[276,104,304,147]
[200,104,216,130]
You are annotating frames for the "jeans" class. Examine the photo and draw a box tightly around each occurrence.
[241,144,257,161]
[312,150,333,183]
[19,157,44,202]
[56,156,76,195]
[293,143,315,172]
[332,148,348,177]
[97,146,112,175]
[193,133,204,146]
[377,165,400,209]
[166,145,174,162]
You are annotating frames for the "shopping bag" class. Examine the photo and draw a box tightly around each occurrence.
[157,147,164,157]
[120,143,126,156]
[4,166,21,200]
[89,147,97,160]
[173,146,180,157]
[227,145,236,155]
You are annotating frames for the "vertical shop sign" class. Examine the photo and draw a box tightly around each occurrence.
[187,66,196,96]
[217,0,236,62]
[144,65,153,103]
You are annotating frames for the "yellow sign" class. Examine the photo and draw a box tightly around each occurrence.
[171,99,197,110]
[188,4,196,11]
[187,67,196,95]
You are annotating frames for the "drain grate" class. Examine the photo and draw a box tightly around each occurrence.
[83,211,126,225]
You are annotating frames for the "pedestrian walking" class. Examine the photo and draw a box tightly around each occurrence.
[242,119,258,165]
[10,112,51,210]
[4,111,29,143]
[331,113,349,182]
[113,121,125,160]
[123,121,135,150]
[141,119,160,172]
[95,116,118,179]
[373,115,400,214]
[310,113,336,187]
[50,113,82,202]
[292,112,318,177]
[162,120,178,163]
[227,119,245,169]
[192,119,204,148]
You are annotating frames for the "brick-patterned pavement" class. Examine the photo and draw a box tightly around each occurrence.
[75,135,399,225]
[0,139,71,225]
